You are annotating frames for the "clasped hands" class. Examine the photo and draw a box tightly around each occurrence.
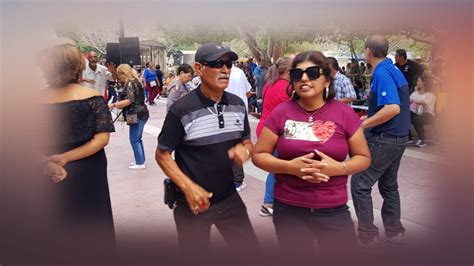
[288,150,344,183]
[42,154,68,183]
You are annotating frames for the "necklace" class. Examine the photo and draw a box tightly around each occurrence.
[298,102,326,125]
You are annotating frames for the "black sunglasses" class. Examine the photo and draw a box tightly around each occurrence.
[289,66,323,82]
[200,60,233,69]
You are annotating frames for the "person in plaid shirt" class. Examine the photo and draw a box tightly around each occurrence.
[328,57,357,104]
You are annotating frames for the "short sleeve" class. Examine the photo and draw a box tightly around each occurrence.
[341,105,361,138]
[90,96,115,133]
[242,112,251,140]
[374,71,400,107]
[124,81,138,104]
[264,104,285,135]
[158,111,185,151]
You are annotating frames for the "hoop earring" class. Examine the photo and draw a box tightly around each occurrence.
[325,87,329,99]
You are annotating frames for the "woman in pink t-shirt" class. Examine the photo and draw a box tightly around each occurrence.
[255,57,292,217]
[252,51,371,258]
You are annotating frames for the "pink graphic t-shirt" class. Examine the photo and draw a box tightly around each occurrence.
[264,99,361,208]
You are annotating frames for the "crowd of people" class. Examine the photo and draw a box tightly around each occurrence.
[38,35,446,261]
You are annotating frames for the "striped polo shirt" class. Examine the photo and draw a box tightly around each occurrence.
[158,86,250,203]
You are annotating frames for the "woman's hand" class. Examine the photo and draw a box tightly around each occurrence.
[43,161,68,183]
[313,149,344,177]
[285,152,327,178]
[182,182,213,215]
[48,154,68,167]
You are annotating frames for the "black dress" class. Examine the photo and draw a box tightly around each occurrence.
[44,96,116,247]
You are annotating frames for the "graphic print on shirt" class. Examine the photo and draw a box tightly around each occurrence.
[283,119,336,143]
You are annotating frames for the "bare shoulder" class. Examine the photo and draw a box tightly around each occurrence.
[39,84,101,104]
[75,85,101,98]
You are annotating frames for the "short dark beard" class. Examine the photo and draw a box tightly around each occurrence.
[89,62,97,71]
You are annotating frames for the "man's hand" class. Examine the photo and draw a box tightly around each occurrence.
[182,182,213,215]
[106,62,117,73]
[228,143,251,166]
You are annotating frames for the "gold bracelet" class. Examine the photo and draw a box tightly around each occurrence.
[341,161,347,175]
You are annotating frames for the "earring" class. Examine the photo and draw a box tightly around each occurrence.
[325,87,329,99]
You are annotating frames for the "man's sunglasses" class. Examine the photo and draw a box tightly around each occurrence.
[200,60,233,69]
[289,66,323,82]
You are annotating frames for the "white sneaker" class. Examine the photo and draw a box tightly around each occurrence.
[259,205,274,217]
[129,164,146,170]
[357,236,383,249]
[130,161,146,166]
[385,233,407,245]
[415,139,427,147]
[236,182,247,192]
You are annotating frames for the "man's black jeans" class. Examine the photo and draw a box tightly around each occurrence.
[351,133,407,240]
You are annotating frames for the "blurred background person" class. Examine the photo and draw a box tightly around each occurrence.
[143,62,160,105]
[81,51,115,99]
[255,56,292,217]
[109,64,150,169]
[166,63,195,110]
[409,74,437,147]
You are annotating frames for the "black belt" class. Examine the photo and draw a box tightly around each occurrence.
[374,132,408,139]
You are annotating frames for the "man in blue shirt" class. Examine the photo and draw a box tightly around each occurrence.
[351,35,410,248]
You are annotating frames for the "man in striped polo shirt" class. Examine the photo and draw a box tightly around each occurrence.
[155,43,259,258]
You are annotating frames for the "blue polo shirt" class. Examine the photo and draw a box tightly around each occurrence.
[368,58,410,136]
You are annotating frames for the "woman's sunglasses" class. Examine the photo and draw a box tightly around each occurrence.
[289,66,323,82]
[200,60,233,69]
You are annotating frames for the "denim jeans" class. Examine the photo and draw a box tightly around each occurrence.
[129,117,148,165]
[173,192,260,256]
[272,200,356,258]
[263,173,275,204]
[351,133,407,239]
[263,151,277,204]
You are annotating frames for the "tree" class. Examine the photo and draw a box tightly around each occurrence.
[56,25,120,55]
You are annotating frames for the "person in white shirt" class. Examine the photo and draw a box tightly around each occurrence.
[409,75,436,147]
[226,65,252,113]
[82,51,114,97]
[225,64,252,192]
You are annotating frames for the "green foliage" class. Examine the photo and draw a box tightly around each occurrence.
[161,24,239,50]
[222,39,252,59]
[76,41,102,55]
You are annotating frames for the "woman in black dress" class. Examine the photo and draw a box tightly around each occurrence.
[39,39,116,249]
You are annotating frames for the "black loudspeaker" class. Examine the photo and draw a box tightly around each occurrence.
[119,37,141,66]
[106,43,121,65]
